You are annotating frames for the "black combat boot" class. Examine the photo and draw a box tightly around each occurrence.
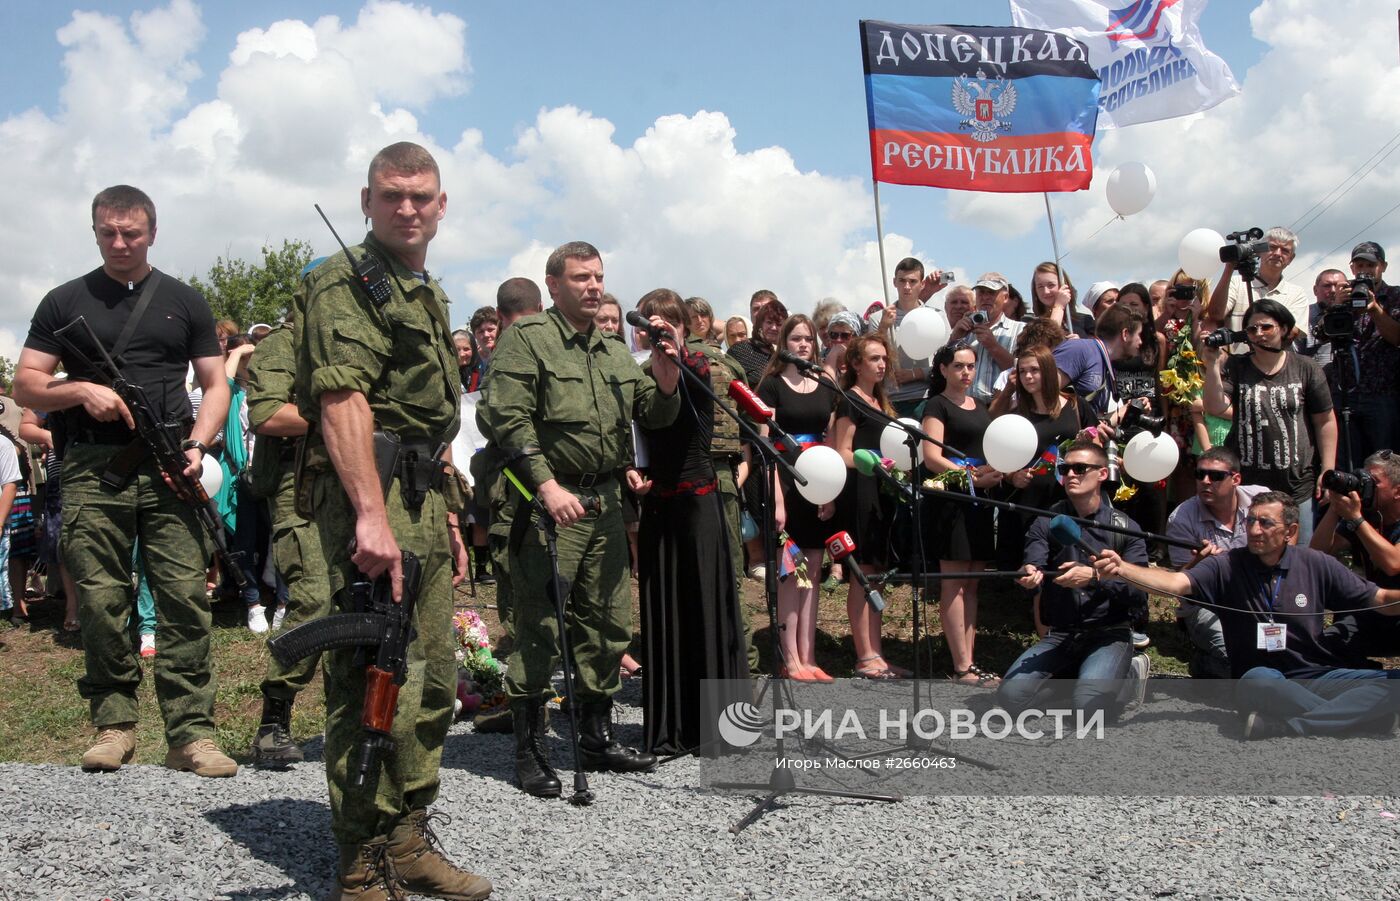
[577,699,656,773]
[512,699,561,798]
[250,694,303,767]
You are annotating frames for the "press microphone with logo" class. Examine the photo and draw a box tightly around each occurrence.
[852,448,915,502]
[824,531,884,612]
[727,379,774,423]
[625,310,675,346]
[1048,514,1105,562]
[778,349,821,374]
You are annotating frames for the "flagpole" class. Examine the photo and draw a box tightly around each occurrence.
[1043,191,1065,282]
[873,179,891,306]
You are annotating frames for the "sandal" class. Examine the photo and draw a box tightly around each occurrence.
[949,663,1000,687]
[63,620,81,633]
[854,654,900,680]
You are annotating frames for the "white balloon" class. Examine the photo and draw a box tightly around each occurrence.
[1105,162,1156,217]
[199,455,223,497]
[895,307,949,360]
[1123,431,1180,484]
[982,414,1039,474]
[793,445,847,505]
[1178,227,1225,280]
[879,418,925,471]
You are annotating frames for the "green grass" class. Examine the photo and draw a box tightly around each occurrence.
[1,575,1198,765]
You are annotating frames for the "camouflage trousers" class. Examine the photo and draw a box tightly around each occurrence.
[312,471,456,847]
[260,471,330,700]
[62,442,215,745]
[505,482,633,703]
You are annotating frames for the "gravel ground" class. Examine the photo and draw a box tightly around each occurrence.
[5,680,1400,901]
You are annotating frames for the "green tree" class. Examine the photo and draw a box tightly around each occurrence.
[0,355,14,391]
[189,239,315,328]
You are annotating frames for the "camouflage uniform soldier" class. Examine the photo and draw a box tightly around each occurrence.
[244,318,328,766]
[481,242,681,797]
[294,143,490,901]
[13,185,237,778]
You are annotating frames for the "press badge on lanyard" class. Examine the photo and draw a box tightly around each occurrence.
[1256,572,1287,651]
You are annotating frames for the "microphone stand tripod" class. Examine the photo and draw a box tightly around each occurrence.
[794,366,996,770]
[641,346,900,831]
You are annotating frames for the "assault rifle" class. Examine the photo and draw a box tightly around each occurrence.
[52,315,249,589]
[269,551,422,786]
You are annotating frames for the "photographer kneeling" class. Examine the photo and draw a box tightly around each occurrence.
[1312,450,1400,664]
[1094,492,1400,739]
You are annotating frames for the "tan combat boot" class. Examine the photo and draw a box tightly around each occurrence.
[332,838,403,901]
[387,809,492,900]
[81,723,137,772]
[164,737,238,777]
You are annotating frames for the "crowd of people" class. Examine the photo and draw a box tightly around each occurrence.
[7,141,1400,899]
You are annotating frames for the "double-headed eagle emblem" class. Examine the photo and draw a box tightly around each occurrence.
[951,68,1017,143]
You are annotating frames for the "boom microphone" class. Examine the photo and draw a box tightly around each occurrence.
[1048,515,1105,561]
[778,349,821,373]
[824,531,885,612]
[625,310,675,345]
[727,380,774,423]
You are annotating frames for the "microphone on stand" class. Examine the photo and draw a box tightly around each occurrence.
[853,448,916,503]
[778,349,821,374]
[727,380,774,423]
[625,310,675,346]
[824,531,884,612]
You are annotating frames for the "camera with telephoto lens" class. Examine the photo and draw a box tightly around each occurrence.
[1321,468,1377,510]
[970,310,989,326]
[1118,398,1165,439]
[1220,227,1270,280]
[1203,326,1246,348]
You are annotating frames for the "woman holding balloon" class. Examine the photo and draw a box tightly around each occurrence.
[921,344,1002,686]
[758,315,839,682]
[822,334,907,679]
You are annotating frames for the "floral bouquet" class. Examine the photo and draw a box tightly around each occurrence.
[922,468,969,492]
[1159,312,1204,406]
[453,609,504,717]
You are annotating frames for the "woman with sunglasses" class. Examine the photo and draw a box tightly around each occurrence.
[820,310,863,382]
[758,315,839,682]
[921,344,1002,685]
[823,334,907,679]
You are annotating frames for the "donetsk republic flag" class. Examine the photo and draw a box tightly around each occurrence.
[860,21,1101,193]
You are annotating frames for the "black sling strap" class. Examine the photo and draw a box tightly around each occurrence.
[111,269,163,360]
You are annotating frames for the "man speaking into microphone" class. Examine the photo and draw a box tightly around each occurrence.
[482,243,681,796]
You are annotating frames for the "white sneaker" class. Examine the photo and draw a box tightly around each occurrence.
[247,605,269,634]
[271,604,287,631]
[746,564,767,581]
[139,633,156,659]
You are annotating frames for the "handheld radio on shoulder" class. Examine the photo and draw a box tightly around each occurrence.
[314,203,393,307]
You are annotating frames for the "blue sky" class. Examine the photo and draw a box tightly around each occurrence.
[1,0,1392,352]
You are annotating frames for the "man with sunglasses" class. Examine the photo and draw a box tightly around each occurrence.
[1095,492,1400,739]
[1165,447,1268,677]
[1203,298,1337,546]
[1001,440,1149,719]
[1312,448,1400,663]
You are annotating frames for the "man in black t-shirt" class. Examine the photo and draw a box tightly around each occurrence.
[1095,492,1400,739]
[12,185,235,777]
[1203,298,1337,546]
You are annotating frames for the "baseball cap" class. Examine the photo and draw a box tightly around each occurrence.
[973,272,1008,292]
[1352,241,1386,264]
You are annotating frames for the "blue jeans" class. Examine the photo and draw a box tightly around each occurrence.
[0,529,10,611]
[1178,605,1230,678]
[131,538,156,637]
[1237,666,1400,735]
[999,625,1134,717]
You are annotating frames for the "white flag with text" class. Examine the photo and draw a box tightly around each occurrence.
[1008,0,1239,128]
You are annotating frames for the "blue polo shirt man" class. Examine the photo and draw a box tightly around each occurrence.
[1094,491,1400,739]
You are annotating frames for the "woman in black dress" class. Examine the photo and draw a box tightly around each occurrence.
[1113,283,1170,554]
[757,314,838,682]
[636,291,750,756]
[824,334,907,679]
[921,344,1002,685]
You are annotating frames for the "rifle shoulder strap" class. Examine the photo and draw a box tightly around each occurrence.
[111,270,163,359]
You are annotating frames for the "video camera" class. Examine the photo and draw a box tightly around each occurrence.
[1314,275,1374,346]
[1321,467,1377,510]
[1203,327,1246,349]
[1220,227,1270,280]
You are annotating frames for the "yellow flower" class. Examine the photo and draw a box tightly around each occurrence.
[1114,484,1138,503]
